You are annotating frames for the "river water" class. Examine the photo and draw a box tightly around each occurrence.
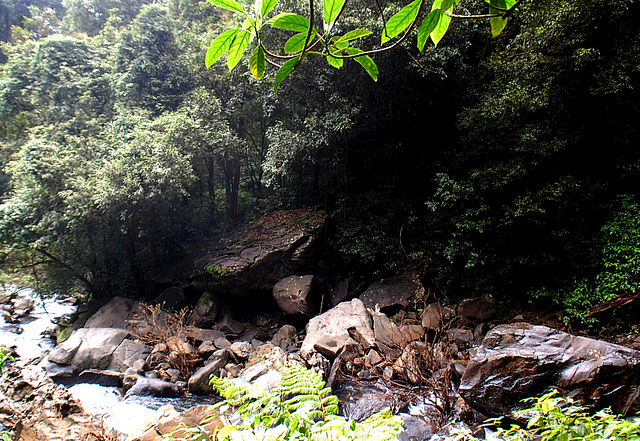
[0,287,212,437]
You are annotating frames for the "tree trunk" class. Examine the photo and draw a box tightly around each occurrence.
[125,228,146,298]
[224,159,240,221]
[205,156,216,217]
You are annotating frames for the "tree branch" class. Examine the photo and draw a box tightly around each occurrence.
[296,0,316,68]
[446,11,502,19]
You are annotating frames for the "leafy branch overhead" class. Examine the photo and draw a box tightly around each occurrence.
[205,0,522,91]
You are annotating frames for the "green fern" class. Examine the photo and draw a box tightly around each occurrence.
[163,363,404,441]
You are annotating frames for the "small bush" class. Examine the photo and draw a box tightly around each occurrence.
[448,391,640,441]
[533,195,640,325]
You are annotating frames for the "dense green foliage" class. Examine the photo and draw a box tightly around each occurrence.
[167,364,403,441]
[449,391,640,441]
[0,0,638,324]
[534,196,640,323]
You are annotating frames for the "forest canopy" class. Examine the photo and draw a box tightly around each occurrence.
[0,0,638,324]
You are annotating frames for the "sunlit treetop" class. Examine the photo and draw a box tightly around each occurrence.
[204,0,521,92]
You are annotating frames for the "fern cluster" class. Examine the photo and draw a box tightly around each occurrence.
[167,363,404,441]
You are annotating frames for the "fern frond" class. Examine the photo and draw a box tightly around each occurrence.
[206,365,405,441]
[210,375,271,410]
[357,408,405,440]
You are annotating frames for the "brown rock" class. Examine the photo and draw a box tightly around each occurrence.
[153,286,188,310]
[273,275,321,316]
[421,303,456,331]
[460,323,640,416]
[359,274,425,311]
[399,324,425,342]
[456,295,497,321]
[271,324,297,350]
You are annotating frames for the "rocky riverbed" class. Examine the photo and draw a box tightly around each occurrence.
[3,210,640,441]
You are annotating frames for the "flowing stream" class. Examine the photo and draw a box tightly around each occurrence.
[0,288,212,437]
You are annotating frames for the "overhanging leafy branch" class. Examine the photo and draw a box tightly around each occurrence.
[204,0,523,91]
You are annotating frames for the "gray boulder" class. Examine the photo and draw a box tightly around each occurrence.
[84,297,143,330]
[190,291,221,328]
[273,275,321,316]
[48,327,129,372]
[301,299,374,358]
[126,377,183,398]
[460,323,640,416]
[188,349,228,395]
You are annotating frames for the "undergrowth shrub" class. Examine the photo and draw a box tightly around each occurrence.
[448,391,640,441]
[164,363,404,441]
[533,195,640,326]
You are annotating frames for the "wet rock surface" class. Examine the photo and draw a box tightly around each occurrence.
[460,323,640,416]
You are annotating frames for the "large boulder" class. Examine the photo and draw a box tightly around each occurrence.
[48,327,129,372]
[107,339,153,372]
[272,275,321,316]
[301,299,374,358]
[160,208,325,296]
[125,377,183,398]
[188,349,228,395]
[460,323,640,416]
[84,297,143,330]
[189,291,222,328]
[152,287,188,310]
[359,274,424,311]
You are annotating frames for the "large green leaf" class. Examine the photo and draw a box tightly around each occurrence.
[333,29,372,46]
[284,31,317,53]
[205,28,240,68]
[429,0,453,47]
[431,0,455,15]
[274,56,300,94]
[206,0,245,14]
[250,46,266,79]
[380,0,422,45]
[261,0,279,16]
[417,9,440,51]
[323,0,347,29]
[227,30,252,71]
[269,13,310,32]
[346,48,378,81]
[489,0,507,37]
[326,54,344,68]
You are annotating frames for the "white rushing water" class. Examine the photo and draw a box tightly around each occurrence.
[1,287,214,438]
[0,287,76,360]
